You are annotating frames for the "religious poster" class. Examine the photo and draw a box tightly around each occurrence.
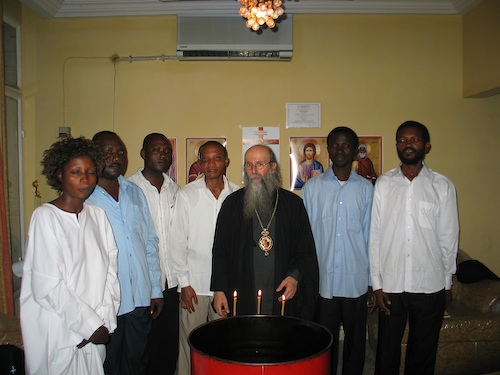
[289,137,328,191]
[242,127,280,182]
[167,137,177,183]
[354,136,382,185]
[186,137,227,184]
[289,135,383,190]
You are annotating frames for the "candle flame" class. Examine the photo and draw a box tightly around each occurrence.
[233,290,237,317]
[258,290,262,297]
[280,294,286,316]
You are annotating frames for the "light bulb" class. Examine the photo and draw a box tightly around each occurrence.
[266,18,275,28]
[239,0,285,30]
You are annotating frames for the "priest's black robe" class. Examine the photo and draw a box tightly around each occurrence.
[211,187,319,321]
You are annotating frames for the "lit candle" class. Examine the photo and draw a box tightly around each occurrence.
[257,290,262,314]
[233,291,237,317]
[281,294,286,316]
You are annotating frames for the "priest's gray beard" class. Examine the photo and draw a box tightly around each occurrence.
[243,172,281,220]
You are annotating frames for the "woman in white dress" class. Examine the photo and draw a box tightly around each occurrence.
[20,136,120,375]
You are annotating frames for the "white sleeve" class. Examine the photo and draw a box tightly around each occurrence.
[169,191,191,289]
[369,184,382,291]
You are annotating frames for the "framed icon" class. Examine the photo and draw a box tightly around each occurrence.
[353,136,382,185]
[289,137,328,190]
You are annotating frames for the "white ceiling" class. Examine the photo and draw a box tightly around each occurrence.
[19,0,482,19]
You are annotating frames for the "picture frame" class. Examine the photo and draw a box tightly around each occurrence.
[289,137,329,190]
[354,136,382,185]
[289,135,383,190]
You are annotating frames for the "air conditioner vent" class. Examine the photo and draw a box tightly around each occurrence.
[178,50,291,60]
[177,16,293,61]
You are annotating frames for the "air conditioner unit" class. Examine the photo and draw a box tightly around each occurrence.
[177,15,293,61]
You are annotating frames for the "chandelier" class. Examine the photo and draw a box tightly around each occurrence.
[238,0,285,31]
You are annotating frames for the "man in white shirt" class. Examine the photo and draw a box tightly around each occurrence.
[369,121,459,375]
[128,133,180,375]
[170,141,239,375]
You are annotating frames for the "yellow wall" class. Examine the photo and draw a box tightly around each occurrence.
[4,0,21,20]
[463,0,500,97]
[19,8,500,274]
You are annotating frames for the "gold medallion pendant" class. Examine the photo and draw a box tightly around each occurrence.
[255,191,279,257]
[259,231,273,256]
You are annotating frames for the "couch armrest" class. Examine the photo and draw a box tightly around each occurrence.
[458,280,500,313]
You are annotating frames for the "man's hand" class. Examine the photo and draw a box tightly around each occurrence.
[213,291,230,318]
[77,339,90,349]
[77,325,109,348]
[180,286,198,314]
[374,289,391,315]
[276,276,298,301]
[367,286,378,313]
[150,298,165,319]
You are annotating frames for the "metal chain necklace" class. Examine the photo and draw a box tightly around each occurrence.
[255,190,279,256]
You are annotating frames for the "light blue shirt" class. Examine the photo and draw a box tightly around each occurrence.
[302,168,373,298]
[87,175,162,315]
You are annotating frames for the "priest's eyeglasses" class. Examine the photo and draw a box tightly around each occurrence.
[244,162,271,170]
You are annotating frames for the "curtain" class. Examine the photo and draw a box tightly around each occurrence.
[0,2,16,315]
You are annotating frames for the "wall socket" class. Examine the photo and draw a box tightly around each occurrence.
[58,126,71,138]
